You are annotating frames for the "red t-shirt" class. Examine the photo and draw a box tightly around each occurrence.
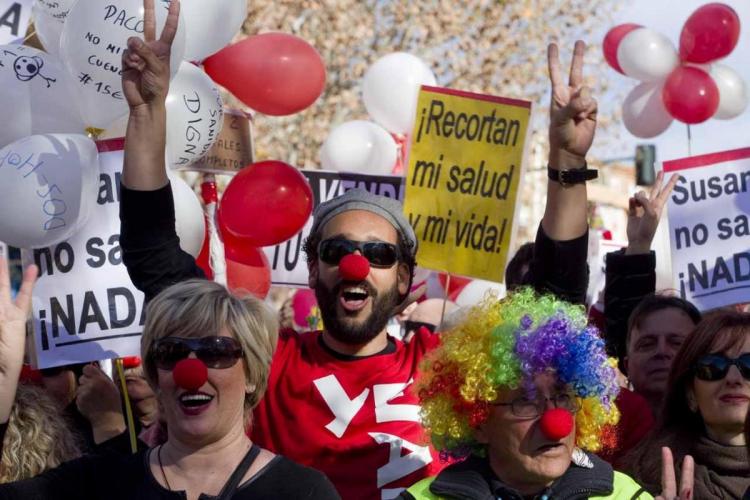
[251,328,444,500]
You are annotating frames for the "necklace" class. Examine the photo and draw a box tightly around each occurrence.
[157,445,173,491]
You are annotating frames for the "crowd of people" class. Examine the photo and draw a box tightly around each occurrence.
[0,0,749,498]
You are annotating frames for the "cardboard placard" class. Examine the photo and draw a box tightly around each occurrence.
[0,1,32,45]
[23,139,145,368]
[184,109,254,174]
[403,86,531,282]
[665,147,750,311]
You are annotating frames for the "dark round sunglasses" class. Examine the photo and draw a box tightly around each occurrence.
[318,238,400,268]
[151,336,243,370]
[693,353,750,381]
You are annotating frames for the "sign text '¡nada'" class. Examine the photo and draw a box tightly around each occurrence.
[414,99,521,147]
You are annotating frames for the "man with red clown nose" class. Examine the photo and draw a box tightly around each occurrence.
[400,289,650,500]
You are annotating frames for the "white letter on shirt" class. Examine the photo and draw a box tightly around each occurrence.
[314,374,369,438]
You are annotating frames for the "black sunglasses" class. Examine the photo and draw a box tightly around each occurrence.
[403,320,437,334]
[693,353,750,381]
[319,238,400,268]
[151,337,243,370]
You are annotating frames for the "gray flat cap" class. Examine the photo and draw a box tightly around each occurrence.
[310,188,417,256]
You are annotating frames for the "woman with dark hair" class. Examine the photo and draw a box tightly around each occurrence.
[623,311,750,498]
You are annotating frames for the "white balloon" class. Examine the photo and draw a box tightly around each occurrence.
[0,45,86,148]
[60,0,187,129]
[455,279,506,308]
[710,64,748,120]
[617,28,678,82]
[362,52,436,134]
[180,0,246,61]
[0,134,99,248]
[34,0,77,19]
[320,120,397,175]
[32,4,66,56]
[622,81,673,138]
[165,62,224,169]
[169,173,205,257]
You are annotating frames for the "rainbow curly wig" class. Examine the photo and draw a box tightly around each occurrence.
[416,288,620,459]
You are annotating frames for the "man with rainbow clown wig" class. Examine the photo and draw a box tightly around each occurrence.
[400,289,652,500]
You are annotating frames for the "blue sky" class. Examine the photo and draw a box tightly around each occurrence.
[601,0,749,162]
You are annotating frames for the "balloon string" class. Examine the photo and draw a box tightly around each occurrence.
[201,175,227,286]
[115,358,138,454]
[441,274,451,327]
[686,124,692,157]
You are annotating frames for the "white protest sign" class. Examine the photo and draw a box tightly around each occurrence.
[23,139,145,368]
[0,1,32,45]
[666,147,750,311]
[263,170,404,287]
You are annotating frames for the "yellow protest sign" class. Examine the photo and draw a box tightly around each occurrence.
[404,86,531,282]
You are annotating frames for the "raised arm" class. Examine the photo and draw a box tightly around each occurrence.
[543,40,597,240]
[0,258,37,438]
[118,0,204,301]
[121,0,179,191]
[523,41,597,304]
[605,172,678,360]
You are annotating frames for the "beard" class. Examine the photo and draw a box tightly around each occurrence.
[315,280,401,345]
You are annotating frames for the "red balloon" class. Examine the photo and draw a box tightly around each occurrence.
[222,229,266,267]
[218,160,313,247]
[204,33,326,116]
[292,289,318,329]
[603,23,642,74]
[226,248,271,299]
[539,408,574,440]
[679,3,740,63]
[662,66,719,124]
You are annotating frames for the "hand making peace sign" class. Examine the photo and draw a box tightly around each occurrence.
[547,40,598,168]
[121,0,181,111]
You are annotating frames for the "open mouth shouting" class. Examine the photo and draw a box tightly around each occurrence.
[339,283,372,312]
[178,391,215,416]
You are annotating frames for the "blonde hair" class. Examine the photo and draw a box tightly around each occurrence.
[0,384,83,483]
[141,279,278,413]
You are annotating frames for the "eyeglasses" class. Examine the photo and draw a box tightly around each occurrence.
[151,337,243,370]
[403,320,437,334]
[693,353,750,381]
[494,393,581,419]
[318,238,400,268]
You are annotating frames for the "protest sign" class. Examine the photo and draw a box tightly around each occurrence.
[403,86,531,282]
[0,1,32,45]
[186,109,254,174]
[23,139,145,368]
[263,170,404,287]
[665,147,750,311]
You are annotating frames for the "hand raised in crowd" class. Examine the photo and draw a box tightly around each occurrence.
[0,258,37,423]
[625,171,680,255]
[547,41,598,168]
[76,363,127,444]
[655,447,694,500]
[121,0,181,111]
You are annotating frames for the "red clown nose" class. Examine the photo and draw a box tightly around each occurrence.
[339,254,370,281]
[173,358,208,391]
[539,408,574,440]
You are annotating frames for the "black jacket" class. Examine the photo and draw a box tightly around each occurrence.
[603,250,656,368]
